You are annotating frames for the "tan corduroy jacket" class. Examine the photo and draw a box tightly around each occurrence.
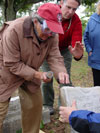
[0,16,66,102]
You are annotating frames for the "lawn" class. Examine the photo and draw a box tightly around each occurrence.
[71,51,93,87]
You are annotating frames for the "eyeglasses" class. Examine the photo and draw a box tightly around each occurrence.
[41,20,56,36]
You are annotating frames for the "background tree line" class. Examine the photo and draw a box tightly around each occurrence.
[0,0,98,33]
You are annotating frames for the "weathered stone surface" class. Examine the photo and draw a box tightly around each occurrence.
[3,97,21,133]
[60,86,100,133]
[42,107,50,124]
[39,130,45,133]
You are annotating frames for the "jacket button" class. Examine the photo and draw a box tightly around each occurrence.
[37,52,40,55]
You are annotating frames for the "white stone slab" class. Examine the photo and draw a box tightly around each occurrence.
[39,130,45,133]
[60,86,100,133]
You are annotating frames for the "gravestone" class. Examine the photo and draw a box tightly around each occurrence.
[60,86,100,133]
[42,107,50,124]
[3,97,21,133]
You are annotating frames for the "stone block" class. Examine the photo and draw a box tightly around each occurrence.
[3,97,21,133]
[60,86,100,133]
[39,130,45,133]
[42,107,50,124]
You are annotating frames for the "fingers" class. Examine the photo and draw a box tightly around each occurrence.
[58,72,69,84]
[58,72,64,83]
[68,45,73,53]
[41,72,52,82]
[41,72,47,80]
[72,100,76,108]
[75,42,84,49]
[68,45,72,50]
[59,106,69,123]
[89,51,92,56]
[64,74,70,84]
[59,106,66,112]
[59,116,67,123]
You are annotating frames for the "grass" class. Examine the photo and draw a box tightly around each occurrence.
[71,51,93,87]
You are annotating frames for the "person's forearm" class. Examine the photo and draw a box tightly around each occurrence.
[69,110,100,133]
[4,61,36,81]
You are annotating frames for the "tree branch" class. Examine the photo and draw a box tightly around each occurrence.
[15,0,45,12]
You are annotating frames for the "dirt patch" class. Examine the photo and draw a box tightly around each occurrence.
[42,109,66,133]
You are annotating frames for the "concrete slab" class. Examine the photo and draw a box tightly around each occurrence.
[39,130,45,133]
[60,86,100,133]
[42,107,50,124]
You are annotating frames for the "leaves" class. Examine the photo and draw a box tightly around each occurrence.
[82,0,98,5]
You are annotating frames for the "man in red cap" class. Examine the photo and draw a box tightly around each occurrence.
[0,3,69,133]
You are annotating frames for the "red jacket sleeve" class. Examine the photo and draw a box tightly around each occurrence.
[71,14,82,48]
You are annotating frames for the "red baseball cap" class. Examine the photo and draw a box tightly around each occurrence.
[38,3,64,34]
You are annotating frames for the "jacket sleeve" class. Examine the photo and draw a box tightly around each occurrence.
[69,110,100,133]
[46,35,67,79]
[71,16,82,48]
[3,28,36,81]
[84,21,92,54]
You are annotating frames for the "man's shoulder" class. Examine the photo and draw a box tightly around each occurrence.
[73,13,81,21]
[47,34,58,44]
[71,13,81,25]
[90,13,98,20]
[4,16,29,35]
[5,16,28,29]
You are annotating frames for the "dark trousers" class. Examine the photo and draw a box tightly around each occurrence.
[41,48,72,107]
[92,68,100,86]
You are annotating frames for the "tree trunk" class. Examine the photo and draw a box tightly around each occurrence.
[4,0,16,21]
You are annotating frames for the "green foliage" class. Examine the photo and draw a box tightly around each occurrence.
[71,51,93,87]
[80,3,96,35]
[82,0,98,5]
[40,120,44,129]
[16,128,22,133]
[16,120,44,133]
[57,0,98,5]
[0,0,98,22]
[81,18,88,35]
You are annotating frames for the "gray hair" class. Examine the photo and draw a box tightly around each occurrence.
[63,0,81,6]
[30,12,44,24]
[96,1,100,15]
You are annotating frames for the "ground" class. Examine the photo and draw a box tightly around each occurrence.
[42,52,93,133]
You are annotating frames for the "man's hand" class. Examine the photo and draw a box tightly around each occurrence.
[34,71,52,82]
[68,41,84,59]
[59,100,77,123]
[58,72,69,84]
[89,51,92,56]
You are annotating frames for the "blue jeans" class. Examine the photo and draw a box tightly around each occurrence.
[41,48,72,107]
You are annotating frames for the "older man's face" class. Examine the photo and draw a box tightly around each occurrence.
[61,0,79,20]
[97,3,100,15]
[35,19,56,41]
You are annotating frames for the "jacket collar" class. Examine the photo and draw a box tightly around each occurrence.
[23,16,33,38]
[91,13,100,23]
